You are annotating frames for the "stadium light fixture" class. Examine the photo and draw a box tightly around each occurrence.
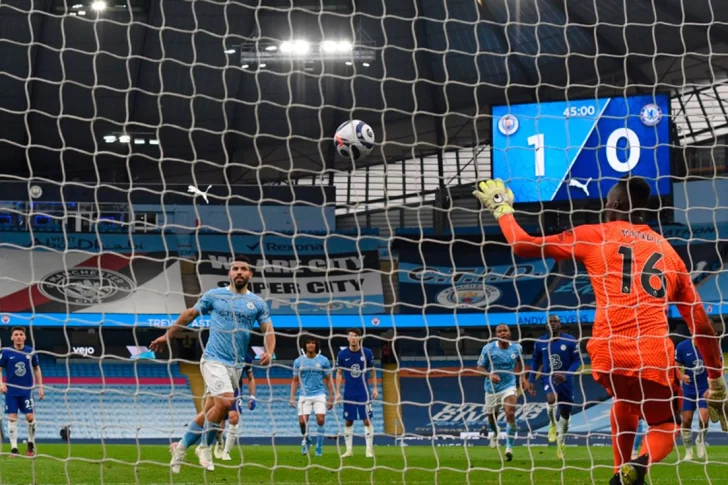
[134,138,145,145]
[103,135,117,143]
[292,40,310,55]
[91,1,107,11]
[149,139,159,145]
[337,41,353,52]
[242,64,250,69]
[118,135,131,143]
[71,3,84,8]
[265,45,278,51]
[280,41,293,53]
[259,63,267,68]
[78,10,86,15]
[321,40,338,52]
[224,49,236,54]
[363,62,370,67]
[345,61,353,66]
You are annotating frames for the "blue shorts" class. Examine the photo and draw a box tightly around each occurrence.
[5,394,34,415]
[682,392,708,412]
[542,378,573,402]
[343,402,373,421]
[225,390,245,419]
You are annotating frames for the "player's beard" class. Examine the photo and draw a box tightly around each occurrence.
[231,276,249,291]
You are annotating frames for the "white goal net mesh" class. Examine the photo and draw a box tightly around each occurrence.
[0,0,726,484]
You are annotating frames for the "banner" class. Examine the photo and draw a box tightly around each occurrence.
[0,249,186,315]
[399,372,609,436]
[195,235,384,315]
[397,245,554,313]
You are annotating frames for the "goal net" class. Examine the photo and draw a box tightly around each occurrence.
[0,0,727,484]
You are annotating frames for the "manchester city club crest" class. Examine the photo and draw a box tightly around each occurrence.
[640,103,663,126]
[498,114,519,135]
[436,284,501,308]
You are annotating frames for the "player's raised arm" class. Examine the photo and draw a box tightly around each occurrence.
[473,179,602,260]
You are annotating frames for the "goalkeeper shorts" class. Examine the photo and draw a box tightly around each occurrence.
[595,372,682,426]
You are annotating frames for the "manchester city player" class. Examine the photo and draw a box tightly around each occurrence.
[151,256,275,473]
[477,324,526,461]
[0,327,44,456]
[290,335,334,457]
[215,351,256,461]
[675,338,710,460]
[527,315,582,458]
[335,328,378,458]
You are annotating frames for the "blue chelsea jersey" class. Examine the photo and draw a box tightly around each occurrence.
[337,347,374,401]
[477,341,523,394]
[529,333,581,384]
[675,339,709,396]
[293,354,332,398]
[0,346,39,396]
[194,288,271,367]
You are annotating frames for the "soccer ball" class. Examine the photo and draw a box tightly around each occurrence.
[334,120,375,161]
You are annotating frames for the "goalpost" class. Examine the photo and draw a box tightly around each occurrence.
[1,0,726,484]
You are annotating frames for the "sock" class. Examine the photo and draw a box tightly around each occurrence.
[644,422,679,465]
[633,421,646,455]
[364,424,374,450]
[300,422,307,436]
[547,404,557,426]
[610,401,639,472]
[27,421,37,444]
[224,424,239,453]
[489,419,499,436]
[344,426,354,451]
[697,425,707,446]
[558,416,569,444]
[316,425,325,449]
[179,421,204,450]
[203,420,221,447]
[9,420,18,449]
[506,422,517,449]
[681,428,694,449]
[216,430,224,447]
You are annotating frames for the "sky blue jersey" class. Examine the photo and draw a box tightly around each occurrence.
[529,333,581,384]
[293,354,332,398]
[478,341,523,394]
[675,339,709,396]
[194,288,271,367]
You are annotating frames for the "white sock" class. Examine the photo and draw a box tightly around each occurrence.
[28,421,37,444]
[558,417,569,443]
[9,420,18,449]
[344,426,354,451]
[364,425,374,450]
[697,426,707,445]
[681,428,693,449]
[224,424,239,453]
[547,405,557,426]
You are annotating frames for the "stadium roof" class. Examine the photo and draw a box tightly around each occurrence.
[0,0,727,186]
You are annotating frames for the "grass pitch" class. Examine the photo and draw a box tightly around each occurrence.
[1,443,728,484]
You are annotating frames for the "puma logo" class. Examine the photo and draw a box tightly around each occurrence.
[568,178,592,196]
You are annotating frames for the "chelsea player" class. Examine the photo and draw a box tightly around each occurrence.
[675,338,710,460]
[151,256,275,473]
[477,324,526,461]
[528,315,582,458]
[336,328,378,458]
[0,327,44,456]
[290,335,334,457]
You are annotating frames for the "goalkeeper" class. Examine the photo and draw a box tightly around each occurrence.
[474,177,727,485]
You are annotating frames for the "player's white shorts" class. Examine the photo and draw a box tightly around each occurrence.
[200,359,242,396]
[297,394,327,416]
[484,386,518,414]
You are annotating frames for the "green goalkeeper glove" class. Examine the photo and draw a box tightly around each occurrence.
[473,179,515,220]
[706,377,728,431]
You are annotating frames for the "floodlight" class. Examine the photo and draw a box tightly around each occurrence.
[90,1,107,11]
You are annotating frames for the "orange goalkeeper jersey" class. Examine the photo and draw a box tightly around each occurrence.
[498,215,722,387]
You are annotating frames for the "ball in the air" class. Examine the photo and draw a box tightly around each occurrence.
[334,120,375,161]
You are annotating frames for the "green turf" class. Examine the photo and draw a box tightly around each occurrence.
[1,443,727,484]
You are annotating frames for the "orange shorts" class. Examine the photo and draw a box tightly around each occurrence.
[594,372,682,426]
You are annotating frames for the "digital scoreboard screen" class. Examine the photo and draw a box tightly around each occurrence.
[492,94,671,203]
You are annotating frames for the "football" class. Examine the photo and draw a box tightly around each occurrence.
[334,120,375,161]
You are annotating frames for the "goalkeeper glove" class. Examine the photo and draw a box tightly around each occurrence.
[706,378,728,431]
[249,395,257,411]
[473,179,515,220]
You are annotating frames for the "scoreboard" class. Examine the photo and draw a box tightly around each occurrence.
[492,94,671,204]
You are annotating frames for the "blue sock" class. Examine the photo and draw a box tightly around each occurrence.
[633,421,646,455]
[203,420,221,447]
[506,422,517,449]
[179,421,204,450]
[316,425,325,449]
